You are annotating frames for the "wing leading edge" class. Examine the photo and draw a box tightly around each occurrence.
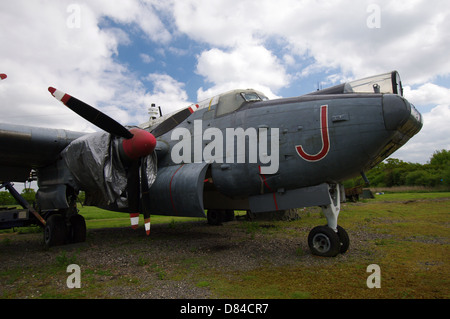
[0,123,85,182]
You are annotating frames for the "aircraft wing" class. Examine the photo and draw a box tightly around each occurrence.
[0,123,85,181]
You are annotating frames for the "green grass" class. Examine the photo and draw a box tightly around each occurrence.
[194,193,450,299]
[79,205,204,229]
[371,191,450,202]
[1,192,449,299]
[0,205,205,234]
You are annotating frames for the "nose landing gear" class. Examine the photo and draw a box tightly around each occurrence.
[307,183,349,257]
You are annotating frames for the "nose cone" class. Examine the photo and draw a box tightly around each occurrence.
[383,95,410,130]
[383,94,423,136]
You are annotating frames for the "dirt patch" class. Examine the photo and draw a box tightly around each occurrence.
[0,217,385,299]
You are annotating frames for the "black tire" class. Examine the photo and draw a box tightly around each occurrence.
[337,225,350,254]
[308,225,340,257]
[44,214,66,247]
[207,210,223,225]
[69,214,86,244]
[224,210,235,222]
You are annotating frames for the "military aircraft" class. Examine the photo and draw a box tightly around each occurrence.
[0,71,422,257]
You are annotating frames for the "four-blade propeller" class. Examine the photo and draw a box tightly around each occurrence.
[48,87,156,235]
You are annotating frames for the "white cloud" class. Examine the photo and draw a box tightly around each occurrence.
[172,0,257,47]
[171,0,450,85]
[196,44,289,100]
[1,1,111,130]
[142,73,191,114]
[404,83,450,107]
[277,0,450,85]
[88,0,171,43]
[0,0,181,132]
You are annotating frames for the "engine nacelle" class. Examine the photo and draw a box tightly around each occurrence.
[148,163,209,217]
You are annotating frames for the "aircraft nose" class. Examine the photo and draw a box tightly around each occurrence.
[382,94,423,136]
[383,95,410,130]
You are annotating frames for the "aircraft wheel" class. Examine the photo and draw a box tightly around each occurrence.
[337,225,349,254]
[44,214,66,247]
[308,226,340,257]
[69,214,86,244]
[224,210,235,222]
[207,210,223,225]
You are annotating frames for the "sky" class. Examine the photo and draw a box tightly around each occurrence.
[1,0,449,164]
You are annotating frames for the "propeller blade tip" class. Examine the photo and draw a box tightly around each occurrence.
[48,87,71,104]
[130,213,140,229]
[145,218,151,236]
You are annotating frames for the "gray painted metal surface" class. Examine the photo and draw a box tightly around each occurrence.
[249,183,332,213]
[148,162,209,217]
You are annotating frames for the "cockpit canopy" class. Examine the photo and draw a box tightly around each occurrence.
[216,89,269,116]
[309,71,404,97]
[344,71,403,96]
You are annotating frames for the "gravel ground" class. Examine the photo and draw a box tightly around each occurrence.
[0,211,385,299]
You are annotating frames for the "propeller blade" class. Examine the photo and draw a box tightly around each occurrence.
[48,87,133,139]
[48,86,157,234]
[141,158,152,236]
[0,74,7,80]
[126,160,141,212]
[123,134,155,234]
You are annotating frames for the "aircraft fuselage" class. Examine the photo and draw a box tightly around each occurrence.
[152,93,421,213]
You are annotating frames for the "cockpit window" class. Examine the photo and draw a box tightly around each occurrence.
[216,92,245,117]
[241,92,268,102]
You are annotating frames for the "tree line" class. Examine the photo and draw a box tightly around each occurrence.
[344,149,450,189]
[0,188,36,206]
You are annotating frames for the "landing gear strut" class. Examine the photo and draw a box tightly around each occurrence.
[307,183,349,257]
